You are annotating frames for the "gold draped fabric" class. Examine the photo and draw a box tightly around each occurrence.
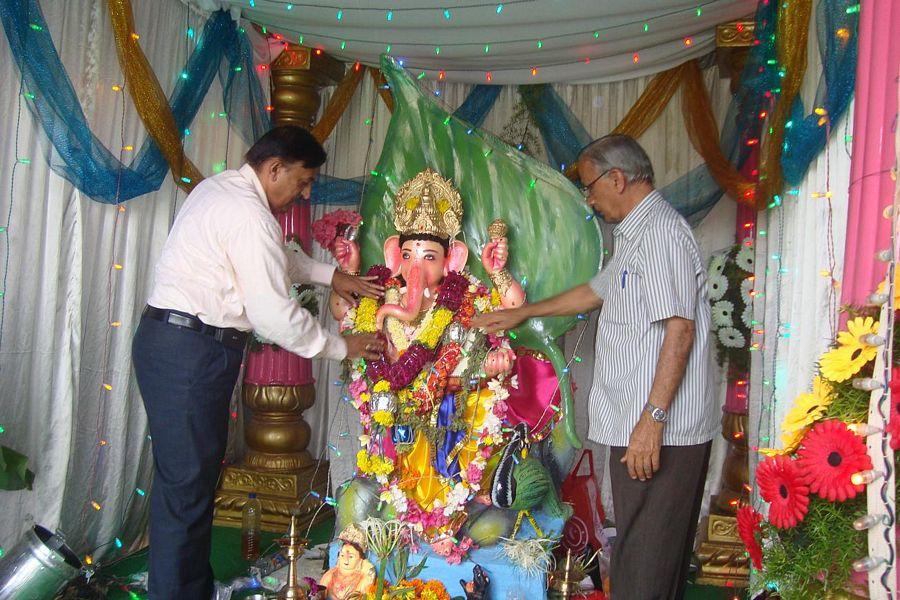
[680,60,756,206]
[396,389,492,512]
[612,63,685,139]
[106,0,203,193]
[311,65,366,143]
[569,59,757,206]
[758,0,813,208]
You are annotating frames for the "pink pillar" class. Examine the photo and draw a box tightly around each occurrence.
[243,203,314,387]
[840,0,899,306]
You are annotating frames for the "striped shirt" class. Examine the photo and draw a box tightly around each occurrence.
[586,190,718,447]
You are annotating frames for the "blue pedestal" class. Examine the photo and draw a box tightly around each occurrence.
[329,510,563,599]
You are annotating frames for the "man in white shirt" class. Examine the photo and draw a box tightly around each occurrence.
[132,126,384,599]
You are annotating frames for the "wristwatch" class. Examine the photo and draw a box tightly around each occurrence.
[644,402,668,423]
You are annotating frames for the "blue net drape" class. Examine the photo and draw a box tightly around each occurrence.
[0,3,270,203]
[519,84,592,172]
[781,0,857,185]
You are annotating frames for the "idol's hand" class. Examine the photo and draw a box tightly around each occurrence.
[483,347,515,378]
[480,237,508,275]
[471,307,528,333]
[331,271,385,304]
[621,412,664,481]
[333,237,361,274]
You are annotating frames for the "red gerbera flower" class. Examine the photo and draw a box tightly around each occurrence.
[797,419,872,502]
[756,454,810,529]
[887,367,900,451]
[736,505,764,570]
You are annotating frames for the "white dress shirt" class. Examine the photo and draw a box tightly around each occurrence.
[148,163,347,360]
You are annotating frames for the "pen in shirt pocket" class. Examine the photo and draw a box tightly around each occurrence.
[621,269,628,289]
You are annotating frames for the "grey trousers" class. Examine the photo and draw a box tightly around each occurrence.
[608,442,712,600]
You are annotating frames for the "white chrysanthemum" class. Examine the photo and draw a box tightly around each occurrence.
[718,327,746,349]
[742,304,753,329]
[735,244,755,273]
[709,254,727,276]
[708,273,728,300]
[443,483,470,515]
[741,277,755,302]
[711,300,734,328]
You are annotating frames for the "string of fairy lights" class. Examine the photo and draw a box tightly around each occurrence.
[244,0,717,80]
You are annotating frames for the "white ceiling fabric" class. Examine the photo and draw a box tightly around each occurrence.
[185,0,756,84]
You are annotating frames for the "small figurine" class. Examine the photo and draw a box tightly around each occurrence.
[460,564,490,600]
[319,524,376,600]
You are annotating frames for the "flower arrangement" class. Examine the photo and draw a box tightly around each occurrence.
[312,209,363,251]
[744,305,898,598]
[707,238,755,377]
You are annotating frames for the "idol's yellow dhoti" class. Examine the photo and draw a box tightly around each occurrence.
[396,389,493,511]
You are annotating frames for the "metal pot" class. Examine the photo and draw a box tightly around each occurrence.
[0,525,83,599]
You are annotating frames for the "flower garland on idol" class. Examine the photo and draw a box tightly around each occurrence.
[343,264,510,550]
[743,304,898,596]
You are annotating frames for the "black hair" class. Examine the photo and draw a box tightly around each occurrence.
[398,233,450,253]
[245,125,327,169]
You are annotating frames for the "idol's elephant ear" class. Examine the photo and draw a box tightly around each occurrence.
[359,55,602,451]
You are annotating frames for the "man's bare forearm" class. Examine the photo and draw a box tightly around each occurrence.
[521,283,603,319]
[647,317,695,411]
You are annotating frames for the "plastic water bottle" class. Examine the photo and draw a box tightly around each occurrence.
[241,492,262,562]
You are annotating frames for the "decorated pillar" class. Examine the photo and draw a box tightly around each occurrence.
[215,44,345,533]
[840,0,899,307]
[695,20,756,588]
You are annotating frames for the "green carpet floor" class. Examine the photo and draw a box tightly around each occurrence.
[96,522,745,599]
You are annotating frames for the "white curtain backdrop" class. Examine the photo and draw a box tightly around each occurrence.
[0,0,250,555]
[747,8,851,490]
[0,0,750,561]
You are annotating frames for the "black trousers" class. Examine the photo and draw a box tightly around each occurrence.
[132,315,243,600]
[608,442,712,600]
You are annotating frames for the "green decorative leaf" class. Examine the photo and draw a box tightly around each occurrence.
[0,444,35,491]
[359,55,603,448]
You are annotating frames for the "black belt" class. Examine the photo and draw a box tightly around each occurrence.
[143,305,249,351]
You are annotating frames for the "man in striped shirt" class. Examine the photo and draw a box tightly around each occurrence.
[473,134,717,599]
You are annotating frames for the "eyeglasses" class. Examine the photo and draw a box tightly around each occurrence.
[578,169,612,197]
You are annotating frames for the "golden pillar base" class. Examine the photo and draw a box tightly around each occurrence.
[696,410,750,587]
[213,464,330,534]
[214,382,331,534]
[694,504,749,587]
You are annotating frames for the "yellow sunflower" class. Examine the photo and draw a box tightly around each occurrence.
[780,376,833,434]
[818,317,879,382]
[759,426,806,458]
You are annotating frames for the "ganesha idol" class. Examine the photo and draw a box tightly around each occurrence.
[326,169,572,554]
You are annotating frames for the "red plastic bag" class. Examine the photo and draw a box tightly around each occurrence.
[561,449,607,553]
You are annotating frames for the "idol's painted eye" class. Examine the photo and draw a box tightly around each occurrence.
[402,252,411,260]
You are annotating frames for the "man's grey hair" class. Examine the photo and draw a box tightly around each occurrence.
[578,134,655,186]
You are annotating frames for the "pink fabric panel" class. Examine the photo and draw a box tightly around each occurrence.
[841,0,899,306]
[505,351,563,434]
